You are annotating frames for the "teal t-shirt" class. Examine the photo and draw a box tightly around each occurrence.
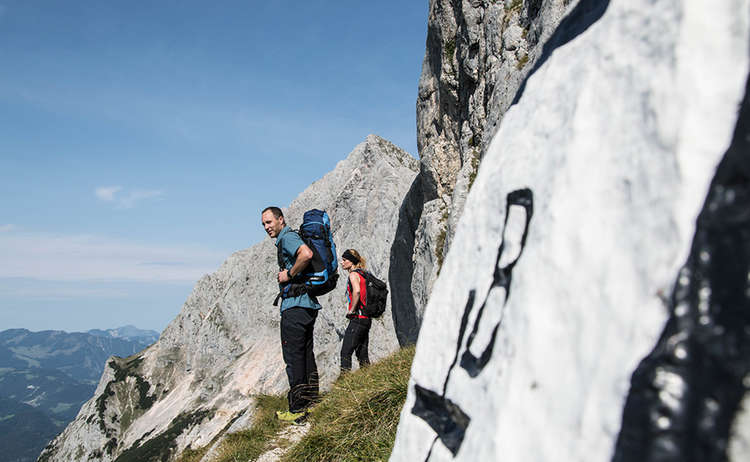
[276,226,322,312]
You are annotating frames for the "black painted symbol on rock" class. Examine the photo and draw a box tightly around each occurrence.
[411,385,471,457]
[411,188,534,459]
[612,69,750,462]
[460,189,534,378]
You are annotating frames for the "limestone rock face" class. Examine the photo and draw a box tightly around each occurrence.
[390,1,750,461]
[407,0,574,327]
[38,135,418,462]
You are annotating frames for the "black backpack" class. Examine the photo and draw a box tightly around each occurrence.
[354,269,388,318]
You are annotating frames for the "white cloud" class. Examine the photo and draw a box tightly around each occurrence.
[95,186,164,209]
[119,189,164,209]
[95,186,122,201]
[0,224,15,232]
[0,231,225,282]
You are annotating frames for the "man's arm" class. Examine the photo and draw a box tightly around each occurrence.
[278,244,313,283]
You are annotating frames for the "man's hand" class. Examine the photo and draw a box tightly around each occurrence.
[278,245,311,284]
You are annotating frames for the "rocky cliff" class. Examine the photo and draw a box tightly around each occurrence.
[391,0,750,461]
[38,135,419,462]
[403,0,576,329]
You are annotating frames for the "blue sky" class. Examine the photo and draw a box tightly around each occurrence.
[0,1,428,332]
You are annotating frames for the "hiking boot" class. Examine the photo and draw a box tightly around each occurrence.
[275,410,307,425]
[292,413,308,425]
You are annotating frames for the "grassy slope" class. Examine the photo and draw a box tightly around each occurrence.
[281,345,415,462]
[179,345,415,462]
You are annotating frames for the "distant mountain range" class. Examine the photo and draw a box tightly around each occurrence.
[0,326,158,462]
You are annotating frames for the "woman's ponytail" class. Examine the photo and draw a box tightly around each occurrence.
[344,249,366,270]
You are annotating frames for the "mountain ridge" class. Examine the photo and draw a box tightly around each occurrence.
[0,326,158,462]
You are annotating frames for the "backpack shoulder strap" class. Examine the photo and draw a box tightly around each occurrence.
[352,269,367,283]
[352,269,367,301]
[276,241,283,269]
[348,269,361,289]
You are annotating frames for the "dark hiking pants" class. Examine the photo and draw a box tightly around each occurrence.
[340,317,372,371]
[280,307,319,413]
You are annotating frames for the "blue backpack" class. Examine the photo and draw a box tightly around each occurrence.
[298,209,339,296]
[275,209,339,303]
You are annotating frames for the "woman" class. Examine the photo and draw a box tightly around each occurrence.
[340,248,371,372]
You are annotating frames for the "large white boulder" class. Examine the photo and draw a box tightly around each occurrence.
[390,0,750,461]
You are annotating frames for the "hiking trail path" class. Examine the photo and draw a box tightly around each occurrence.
[254,422,310,462]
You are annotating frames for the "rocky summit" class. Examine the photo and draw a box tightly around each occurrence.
[390,0,750,461]
[38,135,418,462]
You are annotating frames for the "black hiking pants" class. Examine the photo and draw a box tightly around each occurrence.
[340,317,371,371]
[280,307,319,413]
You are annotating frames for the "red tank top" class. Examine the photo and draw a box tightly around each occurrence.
[346,270,368,319]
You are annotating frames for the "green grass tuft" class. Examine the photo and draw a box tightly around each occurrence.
[516,53,529,70]
[467,149,481,191]
[435,209,451,276]
[176,445,210,462]
[435,228,447,276]
[445,38,456,62]
[505,0,522,12]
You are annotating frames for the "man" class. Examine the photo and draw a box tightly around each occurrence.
[261,206,320,423]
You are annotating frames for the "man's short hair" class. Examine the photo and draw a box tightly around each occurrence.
[262,206,284,219]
